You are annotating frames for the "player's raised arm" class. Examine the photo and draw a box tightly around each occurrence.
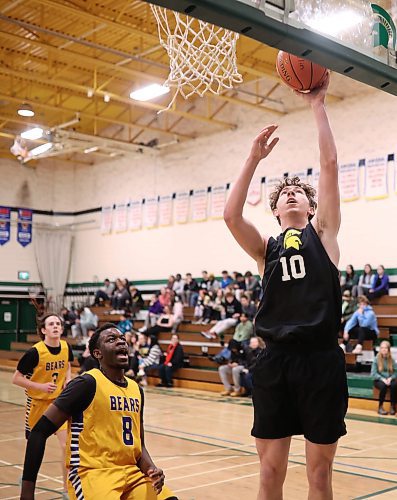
[224,125,279,274]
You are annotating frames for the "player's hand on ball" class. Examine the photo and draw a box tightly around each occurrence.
[294,72,330,105]
[250,125,279,163]
[42,382,57,393]
[148,467,165,493]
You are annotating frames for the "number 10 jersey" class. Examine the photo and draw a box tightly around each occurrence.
[255,222,342,348]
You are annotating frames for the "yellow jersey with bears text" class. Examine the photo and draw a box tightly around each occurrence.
[27,340,69,400]
[66,368,142,470]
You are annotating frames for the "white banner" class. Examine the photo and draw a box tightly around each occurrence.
[144,197,158,228]
[365,156,388,200]
[339,162,360,202]
[309,169,320,193]
[291,170,308,183]
[264,176,280,212]
[210,185,226,219]
[247,177,262,206]
[128,200,142,231]
[175,191,190,224]
[191,188,208,222]
[159,195,173,226]
[100,205,113,234]
[113,202,128,232]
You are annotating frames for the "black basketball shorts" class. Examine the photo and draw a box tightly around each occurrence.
[251,345,348,445]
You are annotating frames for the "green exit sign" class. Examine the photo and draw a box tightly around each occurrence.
[18,271,30,280]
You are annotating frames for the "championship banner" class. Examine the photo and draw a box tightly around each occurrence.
[291,170,308,183]
[175,191,190,224]
[101,205,113,234]
[0,206,11,246]
[264,176,280,212]
[339,162,360,202]
[365,156,388,200]
[17,208,33,247]
[128,200,142,231]
[191,188,208,222]
[247,177,262,206]
[144,197,158,228]
[113,202,128,232]
[210,185,226,219]
[159,195,173,226]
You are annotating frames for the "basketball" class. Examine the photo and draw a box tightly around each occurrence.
[276,51,328,92]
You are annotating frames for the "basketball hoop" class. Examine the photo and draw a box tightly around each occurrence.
[150,5,243,112]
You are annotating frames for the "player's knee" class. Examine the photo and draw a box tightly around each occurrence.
[307,462,332,491]
[259,463,283,486]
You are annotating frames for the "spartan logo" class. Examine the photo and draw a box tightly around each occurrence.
[283,229,302,251]
[372,4,396,50]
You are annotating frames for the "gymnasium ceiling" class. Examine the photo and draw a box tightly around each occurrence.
[0,0,373,165]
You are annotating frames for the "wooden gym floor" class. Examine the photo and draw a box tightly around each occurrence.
[0,372,396,499]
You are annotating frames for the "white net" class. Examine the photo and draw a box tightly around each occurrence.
[150,5,243,112]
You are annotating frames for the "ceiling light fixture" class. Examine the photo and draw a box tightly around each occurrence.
[18,102,35,117]
[21,127,44,140]
[130,84,170,102]
[84,146,99,154]
[87,88,94,98]
[103,94,110,103]
[29,142,53,156]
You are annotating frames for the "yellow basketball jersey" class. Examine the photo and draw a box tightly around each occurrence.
[27,340,69,400]
[67,368,142,470]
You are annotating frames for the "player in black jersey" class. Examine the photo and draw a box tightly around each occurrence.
[224,73,348,499]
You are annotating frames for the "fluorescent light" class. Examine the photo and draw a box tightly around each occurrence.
[21,127,44,140]
[87,88,94,98]
[130,84,170,101]
[306,10,364,37]
[84,146,98,154]
[104,94,110,103]
[18,103,35,117]
[30,142,53,156]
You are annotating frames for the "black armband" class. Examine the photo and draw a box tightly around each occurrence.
[22,416,58,482]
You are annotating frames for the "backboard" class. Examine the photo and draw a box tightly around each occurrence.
[145,0,397,96]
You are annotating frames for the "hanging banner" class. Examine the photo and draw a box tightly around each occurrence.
[291,170,308,183]
[159,195,173,226]
[175,191,190,224]
[309,169,320,193]
[144,197,158,228]
[247,177,262,206]
[17,208,32,247]
[264,176,280,212]
[339,162,360,202]
[101,205,113,234]
[128,200,142,231]
[210,185,226,219]
[191,188,208,222]
[113,202,128,232]
[365,156,388,200]
[0,206,11,246]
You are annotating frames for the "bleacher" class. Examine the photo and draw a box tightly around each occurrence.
[0,295,396,408]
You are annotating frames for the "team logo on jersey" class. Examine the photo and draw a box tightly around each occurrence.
[283,229,302,250]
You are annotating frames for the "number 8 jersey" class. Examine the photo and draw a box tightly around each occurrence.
[255,222,342,348]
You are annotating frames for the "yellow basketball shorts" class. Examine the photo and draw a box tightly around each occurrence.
[68,465,176,500]
[25,397,67,436]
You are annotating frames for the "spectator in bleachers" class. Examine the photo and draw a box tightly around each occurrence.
[241,336,266,396]
[60,306,77,337]
[140,294,163,331]
[244,271,261,302]
[157,334,185,388]
[166,275,176,291]
[218,339,246,397]
[128,285,144,315]
[209,289,225,322]
[145,305,174,338]
[71,307,98,341]
[193,289,210,323]
[201,291,241,339]
[221,270,233,289]
[207,273,220,294]
[232,272,246,301]
[158,287,172,308]
[232,312,254,344]
[172,296,184,333]
[117,312,133,334]
[93,278,115,305]
[77,329,98,374]
[240,295,257,320]
[341,290,356,332]
[371,340,397,415]
[199,270,210,290]
[343,295,379,354]
[357,264,374,298]
[182,273,199,307]
[110,280,130,313]
[369,265,390,300]
[125,331,139,379]
[340,264,359,295]
[172,273,185,300]
[138,335,163,386]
